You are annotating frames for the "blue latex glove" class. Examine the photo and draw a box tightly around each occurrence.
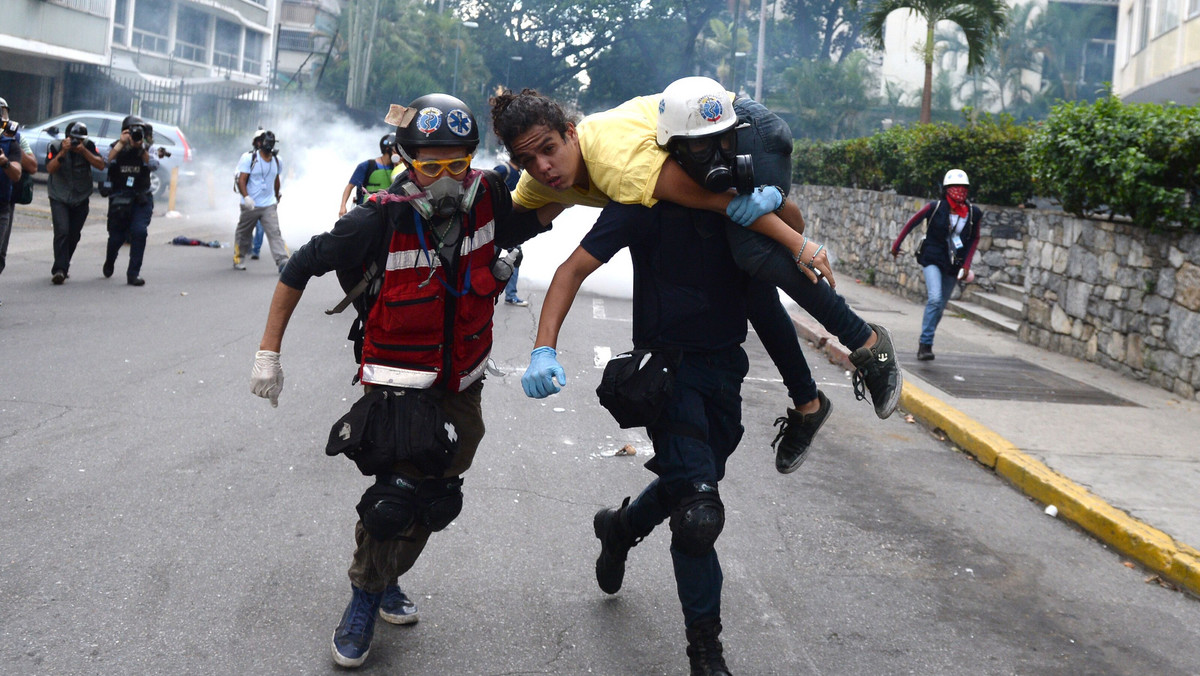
[725,186,783,228]
[523,346,567,398]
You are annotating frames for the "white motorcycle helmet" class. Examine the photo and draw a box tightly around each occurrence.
[943,168,970,186]
[655,76,737,147]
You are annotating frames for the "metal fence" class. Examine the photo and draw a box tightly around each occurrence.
[64,63,288,144]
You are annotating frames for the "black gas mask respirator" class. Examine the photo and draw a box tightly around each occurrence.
[670,128,755,194]
[400,172,484,221]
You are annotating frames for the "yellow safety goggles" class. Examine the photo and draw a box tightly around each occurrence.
[410,155,473,178]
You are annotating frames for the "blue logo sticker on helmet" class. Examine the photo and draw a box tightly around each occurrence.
[659,99,666,115]
[698,96,724,123]
[416,107,443,136]
[446,109,473,137]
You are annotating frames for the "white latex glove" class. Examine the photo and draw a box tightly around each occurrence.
[241,194,255,210]
[251,350,284,407]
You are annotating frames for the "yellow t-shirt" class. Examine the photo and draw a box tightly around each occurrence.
[510,90,737,211]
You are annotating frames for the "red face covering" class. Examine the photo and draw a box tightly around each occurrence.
[945,185,969,217]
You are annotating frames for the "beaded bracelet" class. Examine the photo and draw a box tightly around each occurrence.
[810,244,825,266]
[793,236,808,266]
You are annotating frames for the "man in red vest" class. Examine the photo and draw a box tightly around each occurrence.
[249,93,552,668]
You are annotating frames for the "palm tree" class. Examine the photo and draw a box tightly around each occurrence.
[938,2,1041,114]
[860,0,1007,123]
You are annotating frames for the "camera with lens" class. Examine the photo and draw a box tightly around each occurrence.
[1,119,20,137]
[128,124,145,143]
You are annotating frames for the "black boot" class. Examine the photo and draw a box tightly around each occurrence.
[593,496,640,594]
[686,617,731,676]
[917,343,934,361]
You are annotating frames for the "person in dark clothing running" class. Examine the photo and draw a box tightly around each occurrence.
[523,198,749,675]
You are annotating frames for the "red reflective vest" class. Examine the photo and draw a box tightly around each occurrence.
[359,193,501,392]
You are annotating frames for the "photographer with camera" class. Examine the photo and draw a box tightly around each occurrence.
[0,96,36,305]
[233,129,289,273]
[46,121,106,285]
[103,115,159,287]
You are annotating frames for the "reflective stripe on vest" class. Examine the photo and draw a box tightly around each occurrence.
[359,188,500,391]
[384,219,496,271]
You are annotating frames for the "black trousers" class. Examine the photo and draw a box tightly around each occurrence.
[50,198,90,275]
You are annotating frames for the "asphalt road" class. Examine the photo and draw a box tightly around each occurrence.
[2,190,1199,675]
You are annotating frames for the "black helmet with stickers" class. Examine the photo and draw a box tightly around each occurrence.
[379,132,397,155]
[395,93,479,158]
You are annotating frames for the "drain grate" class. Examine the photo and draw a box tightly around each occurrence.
[904,353,1138,406]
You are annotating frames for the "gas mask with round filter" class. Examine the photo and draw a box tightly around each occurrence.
[669,127,755,194]
[399,170,484,221]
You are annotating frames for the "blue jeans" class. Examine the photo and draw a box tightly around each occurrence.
[106,196,153,278]
[625,347,747,627]
[725,224,873,351]
[921,264,957,346]
[504,264,520,302]
[252,220,264,256]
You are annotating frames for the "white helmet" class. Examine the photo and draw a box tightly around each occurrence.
[656,77,736,147]
[943,168,970,186]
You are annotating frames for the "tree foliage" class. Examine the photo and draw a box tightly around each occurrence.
[859,0,1007,123]
[1025,97,1200,229]
[794,113,1035,206]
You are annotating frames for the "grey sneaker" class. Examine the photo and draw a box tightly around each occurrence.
[849,323,903,419]
[772,391,832,474]
[378,583,419,625]
[233,261,247,271]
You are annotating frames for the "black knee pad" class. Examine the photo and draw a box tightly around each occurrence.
[357,476,419,541]
[669,483,725,557]
[418,477,464,532]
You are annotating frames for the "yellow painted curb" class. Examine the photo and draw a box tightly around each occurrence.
[900,381,1200,598]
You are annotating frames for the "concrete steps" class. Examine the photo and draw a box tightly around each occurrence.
[948,281,1026,335]
[946,298,1022,334]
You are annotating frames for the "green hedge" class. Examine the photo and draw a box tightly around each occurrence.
[792,114,1035,207]
[1025,96,1200,230]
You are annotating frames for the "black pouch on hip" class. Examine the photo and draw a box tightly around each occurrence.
[107,193,136,232]
[595,348,682,429]
[326,388,460,477]
[326,388,395,475]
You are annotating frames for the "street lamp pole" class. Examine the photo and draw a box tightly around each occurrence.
[451,20,479,97]
[505,55,523,89]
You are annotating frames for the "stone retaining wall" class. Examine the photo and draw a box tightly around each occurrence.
[794,184,1200,400]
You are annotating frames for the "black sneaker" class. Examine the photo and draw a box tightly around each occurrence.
[593,497,640,594]
[127,276,145,287]
[52,271,66,285]
[771,391,832,474]
[917,343,934,361]
[103,259,115,278]
[686,617,731,676]
[849,323,903,419]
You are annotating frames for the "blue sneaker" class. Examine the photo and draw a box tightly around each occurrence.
[379,583,420,625]
[331,585,383,668]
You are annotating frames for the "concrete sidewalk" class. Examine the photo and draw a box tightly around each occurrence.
[789,279,1200,598]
